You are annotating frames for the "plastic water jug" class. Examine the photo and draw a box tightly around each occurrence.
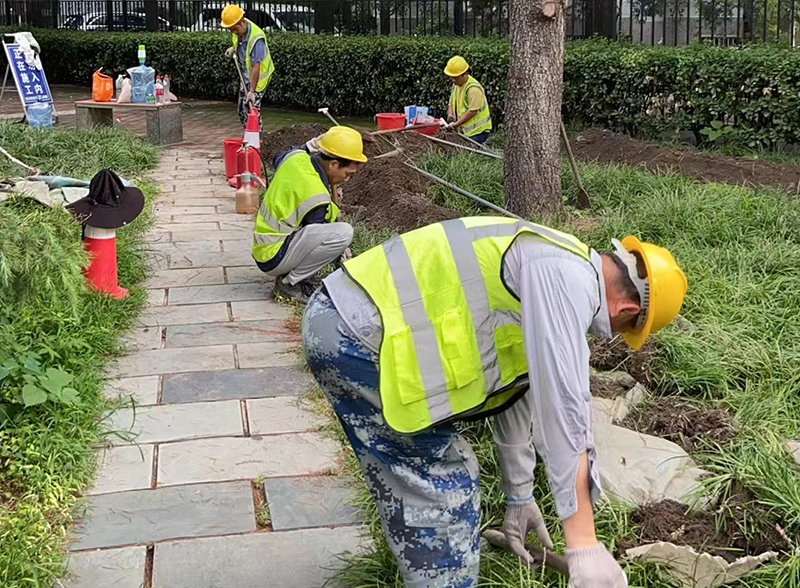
[129,64,155,104]
[27,102,53,128]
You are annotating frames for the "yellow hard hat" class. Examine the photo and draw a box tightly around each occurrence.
[616,236,688,350]
[317,126,368,163]
[221,4,244,28]
[444,55,469,77]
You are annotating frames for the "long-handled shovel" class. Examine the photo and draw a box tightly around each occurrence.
[482,529,570,577]
[560,122,591,209]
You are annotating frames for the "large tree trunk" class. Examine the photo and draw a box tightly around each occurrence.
[503,0,565,219]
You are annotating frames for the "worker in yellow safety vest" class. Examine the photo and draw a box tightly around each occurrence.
[302,217,687,588]
[444,55,493,145]
[252,126,367,304]
[221,4,275,130]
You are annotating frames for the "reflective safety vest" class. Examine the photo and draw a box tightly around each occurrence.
[449,75,492,138]
[252,150,339,263]
[232,20,275,93]
[342,217,593,434]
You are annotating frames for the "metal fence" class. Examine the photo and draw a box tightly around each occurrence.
[0,0,797,45]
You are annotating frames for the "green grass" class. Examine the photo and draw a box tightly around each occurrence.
[335,152,800,587]
[0,122,158,587]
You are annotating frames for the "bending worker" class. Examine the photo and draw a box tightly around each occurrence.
[252,126,366,304]
[303,217,687,587]
[444,55,492,145]
[221,4,275,129]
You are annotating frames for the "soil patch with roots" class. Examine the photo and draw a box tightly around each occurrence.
[573,129,800,192]
[619,499,788,562]
[262,124,457,232]
[589,336,657,388]
[624,399,736,452]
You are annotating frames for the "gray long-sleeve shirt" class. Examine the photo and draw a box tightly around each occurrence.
[323,235,612,520]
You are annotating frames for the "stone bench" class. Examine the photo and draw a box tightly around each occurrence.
[75,100,183,145]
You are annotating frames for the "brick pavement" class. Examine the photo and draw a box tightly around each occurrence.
[62,147,365,588]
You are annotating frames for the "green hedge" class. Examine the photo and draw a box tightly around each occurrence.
[18,28,800,146]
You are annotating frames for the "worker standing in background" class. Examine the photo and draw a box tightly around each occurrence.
[221,4,275,129]
[303,217,687,587]
[444,55,492,145]
[252,126,367,304]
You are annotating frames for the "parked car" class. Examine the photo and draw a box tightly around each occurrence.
[61,11,184,31]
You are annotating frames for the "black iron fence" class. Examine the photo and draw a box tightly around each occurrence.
[0,0,797,45]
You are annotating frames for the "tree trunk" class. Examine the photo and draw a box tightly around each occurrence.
[503,0,565,219]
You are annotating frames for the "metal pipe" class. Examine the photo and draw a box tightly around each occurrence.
[403,162,521,220]
[422,134,504,160]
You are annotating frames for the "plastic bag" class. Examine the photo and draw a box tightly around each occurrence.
[92,69,113,102]
[118,78,132,103]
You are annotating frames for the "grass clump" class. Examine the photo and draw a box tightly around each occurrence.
[335,152,800,587]
[0,122,157,587]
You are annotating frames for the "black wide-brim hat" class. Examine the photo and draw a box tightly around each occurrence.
[66,169,144,229]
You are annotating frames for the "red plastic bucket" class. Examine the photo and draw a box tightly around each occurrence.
[223,138,242,179]
[375,113,406,131]
[414,125,439,136]
[237,146,261,178]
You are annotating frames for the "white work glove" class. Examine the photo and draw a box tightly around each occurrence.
[566,543,627,588]
[340,247,352,262]
[246,91,256,106]
[225,46,235,59]
[502,498,554,566]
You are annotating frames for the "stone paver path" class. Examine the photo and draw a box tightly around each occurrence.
[64,148,364,588]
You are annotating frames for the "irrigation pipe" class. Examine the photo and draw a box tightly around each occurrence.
[421,134,504,160]
[403,161,521,220]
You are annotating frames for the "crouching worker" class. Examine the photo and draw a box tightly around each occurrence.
[252,126,367,304]
[302,216,687,588]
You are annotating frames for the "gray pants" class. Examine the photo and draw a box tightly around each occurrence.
[266,223,353,285]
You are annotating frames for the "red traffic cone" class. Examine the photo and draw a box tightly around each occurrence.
[243,106,260,150]
[82,225,128,300]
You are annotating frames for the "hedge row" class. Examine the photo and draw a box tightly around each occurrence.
[17,28,800,146]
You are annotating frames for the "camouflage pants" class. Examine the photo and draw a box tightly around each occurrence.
[302,289,481,588]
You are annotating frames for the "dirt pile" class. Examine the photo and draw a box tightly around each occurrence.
[625,400,736,452]
[262,124,457,233]
[589,336,656,388]
[590,370,637,398]
[620,499,787,562]
[573,129,800,192]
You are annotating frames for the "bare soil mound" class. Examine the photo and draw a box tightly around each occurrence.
[573,129,800,192]
[624,400,736,452]
[620,499,787,562]
[262,124,456,233]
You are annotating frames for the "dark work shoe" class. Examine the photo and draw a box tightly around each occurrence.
[273,278,317,304]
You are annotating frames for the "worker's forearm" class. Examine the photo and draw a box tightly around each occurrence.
[249,64,260,93]
[453,109,478,129]
[562,452,598,549]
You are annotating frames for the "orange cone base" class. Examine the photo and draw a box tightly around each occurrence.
[83,234,129,300]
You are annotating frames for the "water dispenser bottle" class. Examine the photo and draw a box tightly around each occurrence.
[129,45,155,104]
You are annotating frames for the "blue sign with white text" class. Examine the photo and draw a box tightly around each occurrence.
[4,43,52,106]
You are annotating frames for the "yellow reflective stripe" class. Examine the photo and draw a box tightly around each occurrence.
[255,192,329,238]
[286,193,330,226]
[441,219,501,392]
[461,112,491,135]
[252,232,284,246]
[382,237,453,424]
